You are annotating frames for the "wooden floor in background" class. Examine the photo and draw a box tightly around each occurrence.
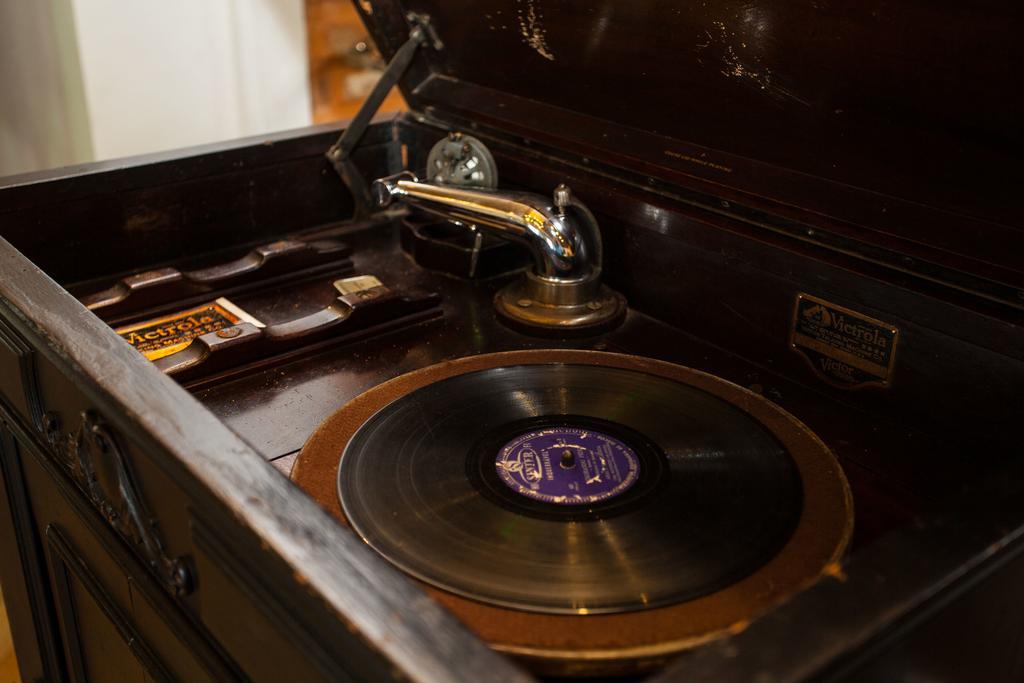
[0,586,21,683]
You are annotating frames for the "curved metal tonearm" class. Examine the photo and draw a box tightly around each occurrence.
[372,170,625,334]
[373,172,601,281]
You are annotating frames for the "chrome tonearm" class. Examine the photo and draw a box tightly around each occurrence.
[373,172,597,280]
[372,157,626,334]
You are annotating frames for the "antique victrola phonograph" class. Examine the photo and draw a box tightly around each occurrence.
[1,1,1023,681]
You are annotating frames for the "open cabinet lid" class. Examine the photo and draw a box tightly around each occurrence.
[358,0,1024,298]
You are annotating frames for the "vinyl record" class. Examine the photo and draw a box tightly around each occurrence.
[338,363,801,615]
[295,350,852,675]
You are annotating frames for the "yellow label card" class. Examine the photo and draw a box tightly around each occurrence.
[115,298,260,361]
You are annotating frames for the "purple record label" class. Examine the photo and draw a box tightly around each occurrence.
[495,427,640,505]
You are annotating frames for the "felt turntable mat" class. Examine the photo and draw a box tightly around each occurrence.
[294,350,852,675]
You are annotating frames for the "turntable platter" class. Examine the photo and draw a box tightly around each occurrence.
[294,350,852,675]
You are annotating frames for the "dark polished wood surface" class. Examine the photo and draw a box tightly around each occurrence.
[360,0,1024,302]
[0,121,391,286]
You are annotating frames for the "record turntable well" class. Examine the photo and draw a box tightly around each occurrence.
[294,350,852,676]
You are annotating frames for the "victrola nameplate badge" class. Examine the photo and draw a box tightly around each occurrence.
[790,294,899,389]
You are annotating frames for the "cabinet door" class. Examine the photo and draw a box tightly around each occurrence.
[13,428,236,683]
[0,423,62,683]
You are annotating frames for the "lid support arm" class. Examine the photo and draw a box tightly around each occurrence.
[325,13,442,218]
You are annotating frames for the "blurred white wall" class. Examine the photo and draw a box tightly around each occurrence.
[0,0,93,176]
[0,0,312,177]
